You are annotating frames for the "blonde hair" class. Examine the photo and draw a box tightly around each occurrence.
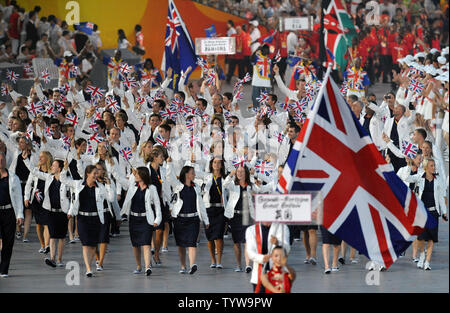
[95,142,114,166]
[422,157,435,170]
[39,151,53,173]
[139,141,153,163]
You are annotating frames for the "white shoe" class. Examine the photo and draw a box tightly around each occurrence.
[417,253,425,269]
[234,267,243,272]
[96,265,103,271]
[351,259,358,264]
[424,261,431,270]
[367,262,375,271]
[331,267,339,272]
[324,268,331,274]
[161,248,168,253]
[56,262,65,267]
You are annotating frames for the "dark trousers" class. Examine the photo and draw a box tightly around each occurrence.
[243,56,252,77]
[227,58,245,82]
[278,57,287,80]
[252,283,266,293]
[0,208,16,275]
[380,55,392,83]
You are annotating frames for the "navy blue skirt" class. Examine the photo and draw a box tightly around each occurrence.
[32,201,49,225]
[48,210,68,239]
[174,216,200,247]
[320,226,342,245]
[98,212,112,244]
[229,214,247,244]
[129,215,154,247]
[205,206,225,241]
[77,215,101,247]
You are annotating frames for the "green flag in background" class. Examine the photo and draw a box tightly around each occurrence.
[324,0,357,72]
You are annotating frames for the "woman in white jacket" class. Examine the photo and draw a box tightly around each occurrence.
[223,165,272,273]
[61,162,115,277]
[167,163,210,275]
[404,158,448,271]
[24,150,52,252]
[24,158,70,267]
[202,157,227,269]
[115,167,161,276]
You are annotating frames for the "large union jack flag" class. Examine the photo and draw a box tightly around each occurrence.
[278,73,436,269]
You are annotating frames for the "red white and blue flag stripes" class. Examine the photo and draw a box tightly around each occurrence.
[401,140,419,159]
[278,68,436,269]
[41,69,51,84]
[408,79,424,95]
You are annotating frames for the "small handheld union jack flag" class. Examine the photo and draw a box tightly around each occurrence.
[256,91,270,105]
[401,140,419,159]
[187,135,199,148]
[292,111,306,123]
[274,131,286,143]
[232,156,246,168]
[26,124,34,140]
[197,57,209,71]
[26,102,44,117]
[161,106,178,121]
[233,73,251,94]
[24,64,33,73]
[274,50,281,63]
[408,79,424,95]
[6,70,19,84]
[86,85,106,100]
[86,141,95,155]
[69,66,79,79]
[62,136,72,150]
[120,146,133,161]
[65,113,79,126]
[291,98,308,114]
[90,132,104,143]
[118,63,132,77]
[106,97,120,113]
[44,126,54,137]
[340,82,348,97]
[41,69,51,84]
[123,75,138,88]
[205,70,217,87]
[1,85,9,96]
[155,134,169,148]
[89,120,99,132]
[35,190,43,203]
[255,160,274,175]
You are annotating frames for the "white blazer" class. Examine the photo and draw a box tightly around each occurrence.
[383,115,414,148]
[403,173,447,216]
[201,173,228,209]
[222,176,272,220]
[170,182,210,224]
[60,169,115,224]
[119,174,162,226]
[26,168,70,214]
[2,170,24,220]
[245,223,290,284]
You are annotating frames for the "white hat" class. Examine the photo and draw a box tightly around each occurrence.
[436,72,449,83]
[249,20,259,27]
[430,48,439,54]
[63,51,73,57]
[397,57,405,64]
[442,47,449,55]
[438,56,447,65]
[414,52,426,59]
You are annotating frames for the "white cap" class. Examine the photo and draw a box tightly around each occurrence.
[249,20,259,27]
[430,48,439,54]
[63,51,73,57]
[397,57,405,64]
[414,52,426,59]
[436,72,449,83]
[438,56,447,65]
[442,47,449,55]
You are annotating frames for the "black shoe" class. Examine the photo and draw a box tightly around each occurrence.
[189,264,198,275]
[245,266,252,273]
[145,268,152,276]
[44,246,50,254]
[45,258,56,268]
[86,272,93,277]
[338,257,345,265]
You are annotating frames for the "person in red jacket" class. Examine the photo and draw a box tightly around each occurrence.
[377,25,392,83]
[8,4,20,55]
[275,30,289,80]
[241,24,253,77]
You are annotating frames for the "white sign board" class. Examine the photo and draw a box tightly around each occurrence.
[254,194,312,223]
[195,37,236,55]
[283,17,312,31]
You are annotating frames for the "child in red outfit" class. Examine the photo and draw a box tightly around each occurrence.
[261,246,296,293]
